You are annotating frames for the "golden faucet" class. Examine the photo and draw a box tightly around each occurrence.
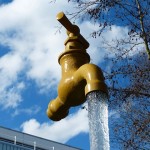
[47,12,108,121]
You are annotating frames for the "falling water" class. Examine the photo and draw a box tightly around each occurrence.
[87,91,110,150]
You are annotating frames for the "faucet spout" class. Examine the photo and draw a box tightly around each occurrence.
[47,12,108,121]
[47,62,107,121]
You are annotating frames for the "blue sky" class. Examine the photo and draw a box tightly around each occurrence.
[0,0,139,150]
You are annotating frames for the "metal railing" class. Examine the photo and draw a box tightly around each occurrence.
[0,133,54,150]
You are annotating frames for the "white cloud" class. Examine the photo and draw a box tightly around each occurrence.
[0,50,25,108]
[21,108,88,143]
[12,105,41,117]
[103,25,129,41]
[109,110,120,119]
[0,0,131,109]
[79,22,130,64]
[0,81,25,109]
[0,0,70,108]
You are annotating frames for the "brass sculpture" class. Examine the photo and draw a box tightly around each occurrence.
[47,12,107,121]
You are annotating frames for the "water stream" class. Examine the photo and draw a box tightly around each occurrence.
[87,91,110,150]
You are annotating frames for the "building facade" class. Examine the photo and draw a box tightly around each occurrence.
[0,126,80,150]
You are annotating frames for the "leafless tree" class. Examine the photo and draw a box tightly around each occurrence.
[68,0,150,59]
[65,0,150,149]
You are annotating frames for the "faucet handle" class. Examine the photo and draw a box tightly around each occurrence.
[56,12,89,49]
[57,12,80,35]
